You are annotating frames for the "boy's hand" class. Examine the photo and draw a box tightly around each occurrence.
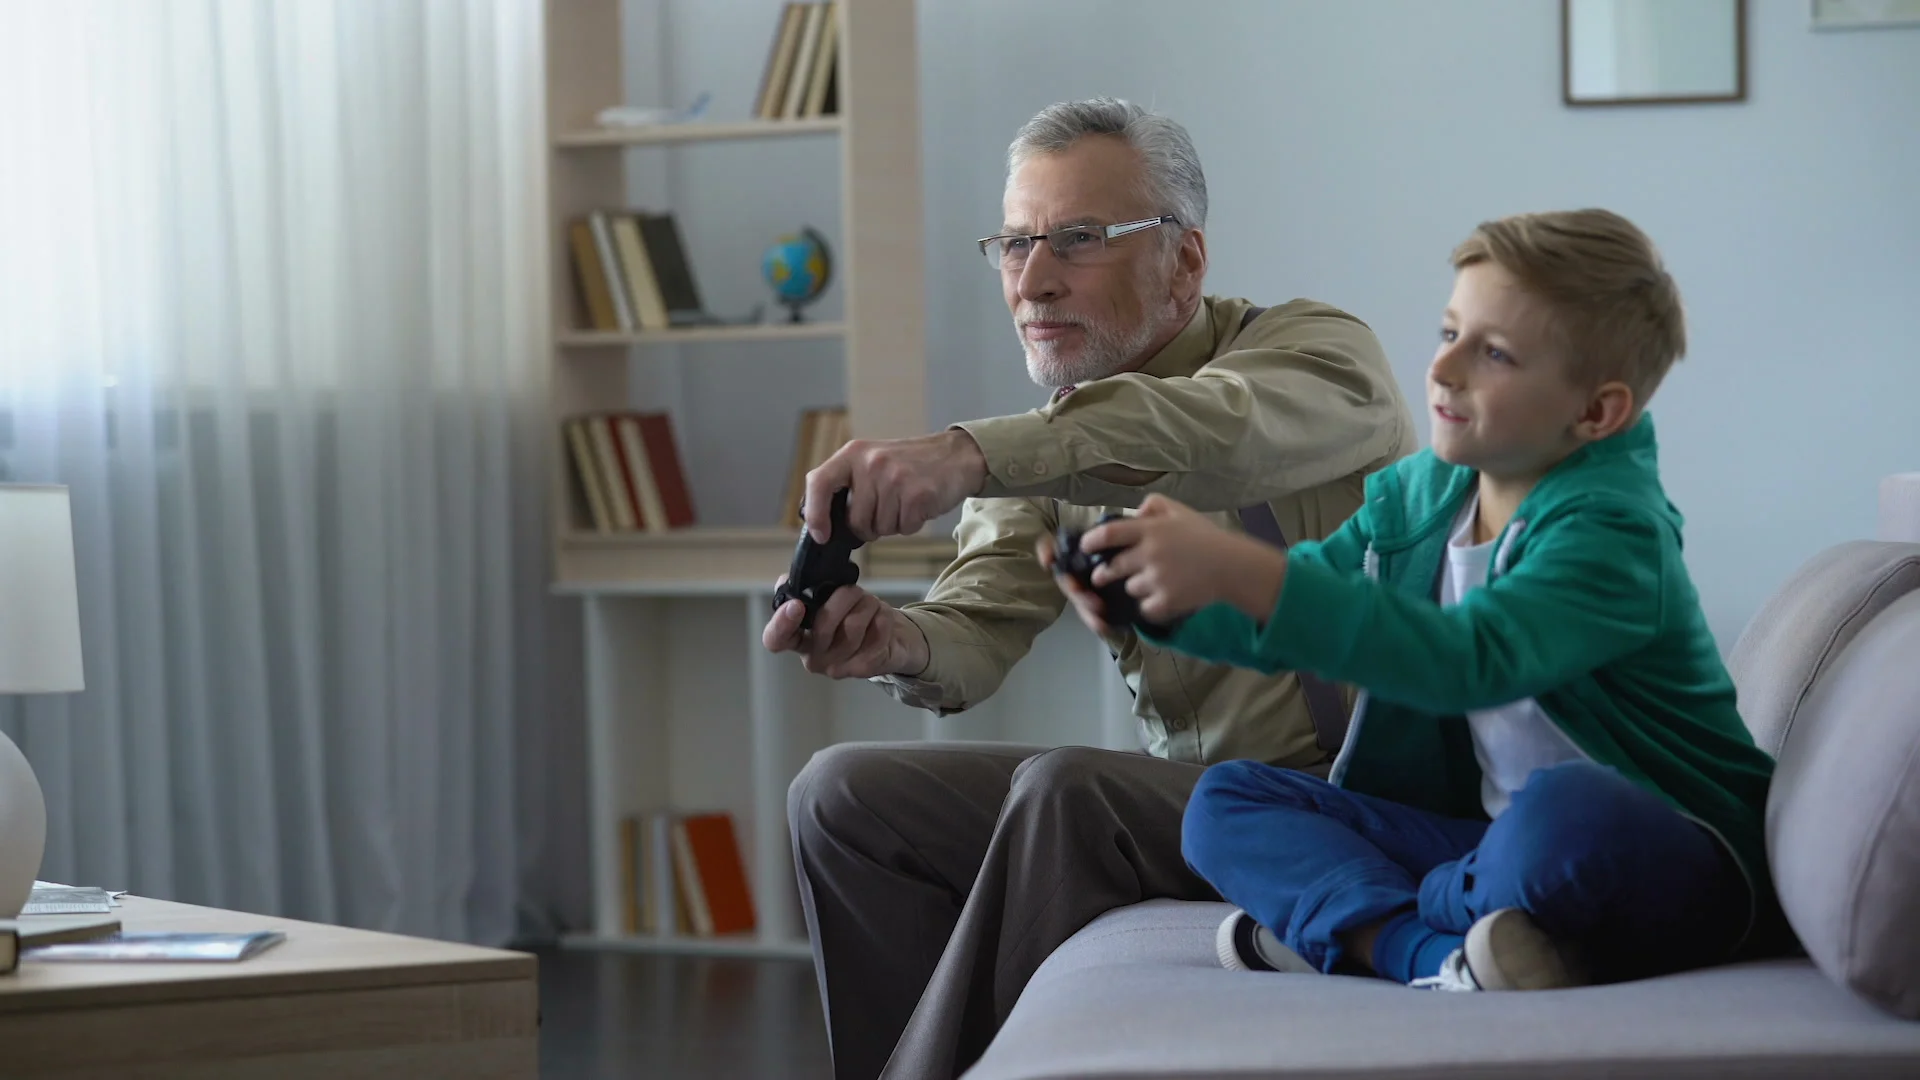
[1037,534,1121,637]
[1068,494,1290,629]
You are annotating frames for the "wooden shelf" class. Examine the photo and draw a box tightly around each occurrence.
[553,117,843,149]
[558,932,813,961]
[558,322,845,348]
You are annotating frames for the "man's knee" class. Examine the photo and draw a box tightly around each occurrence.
[788,742,902,846]
[1004,744,1110,809]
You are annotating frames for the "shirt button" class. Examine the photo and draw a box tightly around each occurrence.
[1170,716,1190,732]
[1006,463,1022,477]
[1033,462,1049,476]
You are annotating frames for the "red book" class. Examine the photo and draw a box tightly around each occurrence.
[635,412,697,528]
[674,812,757,936]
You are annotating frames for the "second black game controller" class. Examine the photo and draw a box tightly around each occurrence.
[1052,513,1186,639]
[773,488,866,631]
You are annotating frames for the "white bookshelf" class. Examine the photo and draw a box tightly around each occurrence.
[557,577,1137,960]
[542,0,1127,961]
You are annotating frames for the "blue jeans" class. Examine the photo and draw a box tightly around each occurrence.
[1182,760,1749,983]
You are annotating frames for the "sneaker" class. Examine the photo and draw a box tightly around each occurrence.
[1215,909,1317,974]
[1409,947,1479,991]
[1460,908,1589,991]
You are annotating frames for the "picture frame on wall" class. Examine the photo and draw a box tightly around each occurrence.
[1810,0,1920,29]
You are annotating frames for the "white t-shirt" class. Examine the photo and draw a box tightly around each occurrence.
[1439,496,1588,818]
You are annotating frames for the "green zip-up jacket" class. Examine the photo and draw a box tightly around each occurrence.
[1160,414,1778,942]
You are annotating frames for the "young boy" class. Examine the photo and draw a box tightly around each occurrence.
[1046,209,1781,990]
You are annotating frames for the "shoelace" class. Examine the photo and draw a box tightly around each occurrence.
[1409,947,1481,992]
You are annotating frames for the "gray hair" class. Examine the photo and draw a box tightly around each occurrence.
[1007,98,1208,232]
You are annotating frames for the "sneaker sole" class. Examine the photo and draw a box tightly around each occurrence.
[1216,911,1264,972]
[1464,909,1585,991]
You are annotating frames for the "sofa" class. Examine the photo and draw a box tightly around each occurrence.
[968,540,1920,1079]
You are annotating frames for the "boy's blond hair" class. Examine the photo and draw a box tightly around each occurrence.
[1452,209,1686,406]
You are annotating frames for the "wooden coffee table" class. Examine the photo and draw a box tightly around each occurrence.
[0,892,537,1077]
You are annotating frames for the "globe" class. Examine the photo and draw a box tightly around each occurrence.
[761,226,833,322]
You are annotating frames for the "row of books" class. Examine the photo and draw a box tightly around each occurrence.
[619,810,756,938]
[754,2,839,121]
[564,412,697,534]
[567,210,707,334]
[780,406,851,529]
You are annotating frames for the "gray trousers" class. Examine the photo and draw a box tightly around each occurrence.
[787,742,1215,1080]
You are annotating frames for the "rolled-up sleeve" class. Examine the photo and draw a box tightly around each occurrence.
[870,495,1068,715]
[956,303,1408,512]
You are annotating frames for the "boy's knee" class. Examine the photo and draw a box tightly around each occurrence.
[1507,761,1652,857]
[1182,760,1316,876]
[1471,762,1662,915]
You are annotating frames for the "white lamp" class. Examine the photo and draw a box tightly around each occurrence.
[0,485,85,918]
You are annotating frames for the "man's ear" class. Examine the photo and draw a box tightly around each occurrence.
[1574,380,1637,442]
[1171,227,1207,302]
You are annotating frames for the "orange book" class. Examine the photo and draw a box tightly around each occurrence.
[676,812,757,937]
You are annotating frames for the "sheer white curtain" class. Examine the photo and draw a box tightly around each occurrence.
[0,0,566,944]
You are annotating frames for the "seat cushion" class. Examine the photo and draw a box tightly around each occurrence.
[966,900,1920,1080]
[1727,541,1920,757]
[1770,589,1920,1020]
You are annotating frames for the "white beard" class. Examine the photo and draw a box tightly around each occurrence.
[1019,311,1159,390]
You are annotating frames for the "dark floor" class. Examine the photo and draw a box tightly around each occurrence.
[534,946,835,1080]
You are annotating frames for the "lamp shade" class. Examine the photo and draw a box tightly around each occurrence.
[0,485,84,693]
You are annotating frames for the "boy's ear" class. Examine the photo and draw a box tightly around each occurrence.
[1574,381,1636,443]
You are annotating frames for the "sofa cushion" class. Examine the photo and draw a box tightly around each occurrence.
[968,900,1920,1080]
[1727,541,1920,756]
[1769,589,1920,1020]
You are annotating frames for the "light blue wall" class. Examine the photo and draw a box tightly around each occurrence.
[917,0,1919,647]
[628,0,1917,649]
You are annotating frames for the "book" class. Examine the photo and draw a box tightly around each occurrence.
[614,415,669,534]
[26,930,287,963]
[645,811,675,935]
[671,812,756,937]
[567,218,619,332]
[588,211,637,332]
[756,3,807,120]
[23,885,115,915]
[2,915,123,947]
[782,3,828,120]
[619,815,641,936]
[3,913,123,970]
[634,213,706,324]
[781,407,848,528]
[564,419,615,533]
[588,414,640,531]
[802,2,839,118]
[633,413,696,529]
[610,213,670,331]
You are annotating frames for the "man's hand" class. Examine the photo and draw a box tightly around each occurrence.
[803,429,989,543]
[762,579,932,680]
[1053,494,1290,630]
[1037,535,1121,638]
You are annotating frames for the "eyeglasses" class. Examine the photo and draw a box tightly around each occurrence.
[975,215,1178,269]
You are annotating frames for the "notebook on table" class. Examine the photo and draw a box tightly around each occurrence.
[24,930,287,963]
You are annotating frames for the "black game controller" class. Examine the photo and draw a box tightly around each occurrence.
[773,488,866,631]
[1053,513,1186,639]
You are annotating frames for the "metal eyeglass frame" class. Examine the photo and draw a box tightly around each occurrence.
[975,215,1178,266]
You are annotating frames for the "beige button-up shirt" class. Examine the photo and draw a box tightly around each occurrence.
[872,295,1415,768]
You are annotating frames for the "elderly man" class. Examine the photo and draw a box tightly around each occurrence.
[764,99,1415,1080]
